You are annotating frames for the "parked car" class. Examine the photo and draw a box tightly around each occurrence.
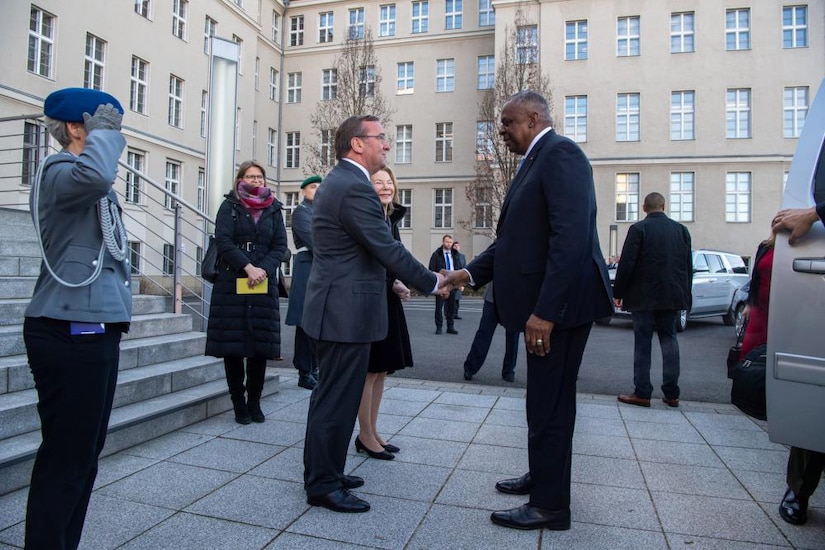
[597,249,749,331]
[729,280,750,337]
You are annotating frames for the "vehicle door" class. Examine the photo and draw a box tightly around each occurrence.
[690,252,726,314]
[719,253,750,311]
[767,78,825,453]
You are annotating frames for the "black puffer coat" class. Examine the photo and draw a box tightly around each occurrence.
[205,191,288,358]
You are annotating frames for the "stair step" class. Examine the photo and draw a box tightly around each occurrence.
[0,256,40,277]
[119,331,207,370]
[0,277,36,300]
[0,241,40,258]
[0,373,279,495]
[0,299,28,327]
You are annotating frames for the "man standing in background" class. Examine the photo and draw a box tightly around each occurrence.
[429,235,458,334]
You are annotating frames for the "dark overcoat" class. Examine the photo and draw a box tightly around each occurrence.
[205,191,288,358]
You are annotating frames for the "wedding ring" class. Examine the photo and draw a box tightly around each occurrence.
[536,339,543,345]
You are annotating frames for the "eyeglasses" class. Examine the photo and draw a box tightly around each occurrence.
[243,174,265,181]
[356,134,388,143]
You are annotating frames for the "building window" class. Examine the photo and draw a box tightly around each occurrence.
[232,34,243,74]
[435,122,453,162]
[445,0,462,30]
[135,0,150,18]
[235,107,241,151]
[22,122,47,186]
[726,88,751,139]
[359,65,375,98]
[286,132,300,168]
[130,56,148,114]
[474,187,493,229]
[287,72,302,103]
[349,8,365,39]
[322,69,338,101]
[197,168,205,211]
[320,129,334,167]
[565,20,588,61]
[172,0,187,40]
[436,59,455,93]
[434,188,453,228]
[615,173,639,222]
[204,16,216,54]
[234,0,243,7]
[283,191,299,227]
[412,1,429,34]
[477,55,494,90]
[254,57,260,91]
[784,86,809,138]
[479,0,494,27]
[516,25,538,64]
[396,125,412,164]
[319,11,334,43]
[380,4,396,37]
[126,150,145,204]
[163,243,175,275]
[476,120,494,159]
[164,160,181,210]
[726,172,751,222]
[726,8,750,50]
[267,128,277,166]
[397,62,414,93]
[83,34,106,90]
[168,75,184,128]
[671,12,694,53]
[670,91,695,140]
[290,15,304,46]
[670,172,694,222]
[783,6,808,48]
[271,11,280,43]
[128,241,142,275]
[616,93,640,142]
[564,95,588,143]
[398,188,412,228]
[269,68,279,101]
[199,90,207,138]
[28,6,55,78]
[195,245,203,276]
[617,16,640,56]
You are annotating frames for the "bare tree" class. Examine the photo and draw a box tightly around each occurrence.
[463,12,553,238]
[304,28,395,176]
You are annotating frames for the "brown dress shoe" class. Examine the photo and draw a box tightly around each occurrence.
[662,397,679,407]
[617,393,651,407]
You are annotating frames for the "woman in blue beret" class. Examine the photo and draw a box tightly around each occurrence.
[205,161,288,424]
[24,88,131,549]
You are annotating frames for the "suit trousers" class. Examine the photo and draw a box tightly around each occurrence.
[631,310,680,400]
[304,340,370,497]
[526,323,592,511]
[23,317,122,550]
[463,299,519,376]
[292,326,317,375]
[787,446,825,498]
[434,292,456,329]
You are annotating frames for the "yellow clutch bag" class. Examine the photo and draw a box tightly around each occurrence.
[236,278,268,294]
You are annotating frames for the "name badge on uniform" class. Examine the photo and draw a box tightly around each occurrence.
[69,322,105,335]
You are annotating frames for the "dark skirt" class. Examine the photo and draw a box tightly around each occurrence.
[368,285,412,373]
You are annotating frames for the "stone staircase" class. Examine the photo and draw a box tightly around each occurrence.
[0,207,279,495]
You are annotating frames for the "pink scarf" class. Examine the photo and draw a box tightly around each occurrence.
[237,181,274,222]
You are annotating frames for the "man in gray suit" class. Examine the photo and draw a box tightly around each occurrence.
[302,115,445,513]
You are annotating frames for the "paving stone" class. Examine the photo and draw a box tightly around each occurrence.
[180,413,247,436]
[472,423,527,449]
[352,460,452,502]
[665,533,791,549]
[456,444,527,477]
[572,483,660,531]
[693,426,787,450]
[169,437,280,474]
[264,532,366,549]
[120,430,214,460]
[374,398,429,417]
[382,387,440,403]
[632,439,725,468]
[398,417,480,443]
[435,468,526,510]
[685,411,764,431]
[713,446,790,474]
[620,406,692,425]
[483,407,526,428]
[419,402,491,423]
[93,453,159,490]
[574,415,628,437]
[247,447,304,484]
[756,500,825,550]
[573,455,644,489]
[624,419,705,443]
[546,522,668,550]
[378,435,468,468]
[433,392,497,409]
[492,396,525,411]
[78,494,174,549]
[407,504,539,549]
[577,402,624,420]
[573,432,635,459]
[265,400,308,423]
[220,418,306,447]
[640,462,750,499]
[0,487,26,531]
[119,512,277,550]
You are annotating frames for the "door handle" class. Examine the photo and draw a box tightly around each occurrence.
[792,257,825,274]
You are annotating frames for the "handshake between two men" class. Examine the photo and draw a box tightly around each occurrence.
[431,268,470,298]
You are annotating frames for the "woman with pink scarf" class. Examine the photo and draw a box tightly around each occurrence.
[206,161,288,424]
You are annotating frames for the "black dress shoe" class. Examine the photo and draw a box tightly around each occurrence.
[495,472,533,495]
[435,328,442,335]
[779,488,809,525]
[342,475,364,489]
[381,443,400,453]
[354,437,394,460]
[490,504,570,531]
[307,488,370,513]
[298,373,317,390]
[463,370,474,381]
[454,315,462,319]
[446,328,458,335]
[502,372,515,382]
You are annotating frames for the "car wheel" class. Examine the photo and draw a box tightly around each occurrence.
[734,303,746,336]
[594,316,612,326]
[676,310,688,332]
[722,308,736,326]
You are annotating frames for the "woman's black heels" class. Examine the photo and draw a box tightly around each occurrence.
[382,443,400,453]
[355,437,394,460]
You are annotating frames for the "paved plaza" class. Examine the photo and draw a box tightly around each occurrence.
[0,367,823,549]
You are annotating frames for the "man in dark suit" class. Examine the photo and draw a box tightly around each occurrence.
[302,115,445,513]
[451,241,467,319]
[428,235,459,334]
[444,90,612,530]
[613,192,692,409]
